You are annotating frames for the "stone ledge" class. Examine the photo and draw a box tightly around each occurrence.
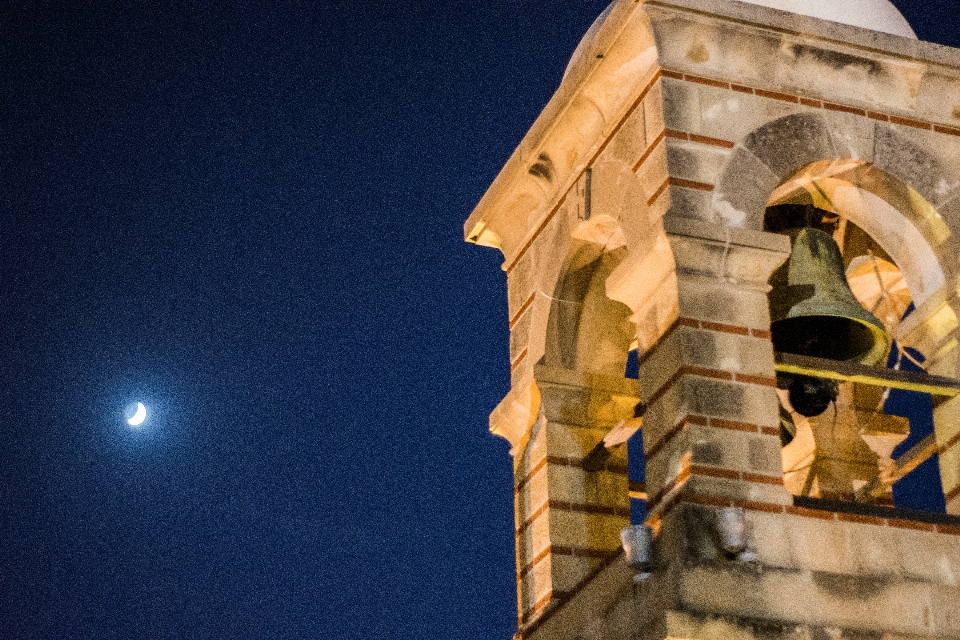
[647,0,960,71]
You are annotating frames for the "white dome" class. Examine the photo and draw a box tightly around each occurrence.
[733,0,916,39]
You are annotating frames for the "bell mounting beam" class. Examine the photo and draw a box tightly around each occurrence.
[854,433,939,502]
[774,353,960,397]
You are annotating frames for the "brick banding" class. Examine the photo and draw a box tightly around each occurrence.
[510,348,528,371]
[505,194,566,276]
[735,372,777,387]
[517,543,623,583]
[515,456,548,495]
[647,177,671,206]
[684,73,729,89]
[688,132,735,148]
[661,68,957,138]
[644,363,778,415]
[552,545,621,560]
[890,115,932,130]
[823,102,865,116]
[702,320,750,335]
[755,88,799,103]
[647,466,691,513]
[836,511,886,526]
[632,129,666,173]
[934,124,960,136]
[592,70,663,161]
[645,417,690,460]
[509,293,536,329]
[516,498,631,538]
[691,464,740,480]
[545,455,630,475]
[711,417,761,433]
[888,518,936,532]
[646,414,776,463]
[742,471,785,485]
[669,177,715,192]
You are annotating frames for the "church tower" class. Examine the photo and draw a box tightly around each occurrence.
[467,0,960,638]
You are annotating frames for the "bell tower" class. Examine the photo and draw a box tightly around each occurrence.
[467,0,960,638]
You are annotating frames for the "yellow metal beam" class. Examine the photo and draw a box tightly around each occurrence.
[775,353,960,396]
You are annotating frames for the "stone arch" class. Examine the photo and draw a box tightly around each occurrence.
[713,113,960,366]
[766,159,955,310]
[541,232,635,379]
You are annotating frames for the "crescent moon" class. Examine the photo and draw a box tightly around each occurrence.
[128,402,147,426]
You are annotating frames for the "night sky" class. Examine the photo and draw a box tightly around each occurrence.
[2,2,960,638]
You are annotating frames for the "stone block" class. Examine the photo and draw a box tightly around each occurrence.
[508,248,535,319]
[677,277,774,330]
[819,108,876,163]
[668,185,715,222]
[635,142,670,201]
[544,423,608,460]
[667,138,732,187]
[531,556,553,608]
[873,125,952,207]
[643,79,666,139]
[891,527,939,583]
[680,375,780,428]
[603,98,649,168]
[929,533,960,587]
[934,394,960,446]
[847,521,903,578]
[916,69,960,127]
[547,508,591,549]
[640,377,685,448]
[746,510,796,569]
[743,112,836,179]
[550,553,593,594]
[525,466,549,516]
[712,146,781,230]
[687,423,759,472]
[644,429,690,499]
[786,514,858,574]
[529,507,552,557]
[662,77,702,133]
[930,586,960,637]
[510,308,532,364]
[685,474,791,505]
[936,437,960,499]
[948,493,960,517]
[696,84,798,146]
[638,324,684,401]
[546,463,628,507]
[682,328,776,378]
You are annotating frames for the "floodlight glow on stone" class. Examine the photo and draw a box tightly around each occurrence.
[128,402,147,426]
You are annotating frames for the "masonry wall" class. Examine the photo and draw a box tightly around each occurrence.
[467,1,960,636]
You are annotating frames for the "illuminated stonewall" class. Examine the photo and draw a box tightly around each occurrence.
[466,0,960,638]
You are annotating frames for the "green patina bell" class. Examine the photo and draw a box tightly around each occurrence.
[768,224,889,416]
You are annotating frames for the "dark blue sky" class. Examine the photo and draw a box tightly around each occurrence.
[1,2,959,638]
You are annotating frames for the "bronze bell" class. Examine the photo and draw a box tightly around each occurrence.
[768,221,889,416]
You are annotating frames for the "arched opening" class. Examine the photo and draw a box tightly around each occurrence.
[764,161,953,512]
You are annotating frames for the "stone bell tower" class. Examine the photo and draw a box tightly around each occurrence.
[466,0,960,638]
